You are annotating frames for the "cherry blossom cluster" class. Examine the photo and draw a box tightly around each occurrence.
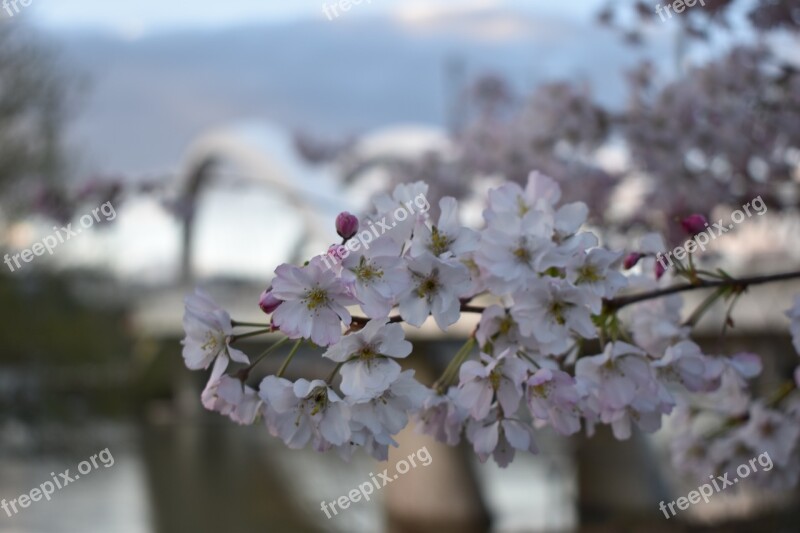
[667,297,800,489]
[297,6,800,251]
[180,171,800,479]
[600,0,800,39]
[618,233,800,486]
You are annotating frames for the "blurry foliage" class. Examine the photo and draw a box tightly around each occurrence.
[0,272,138,419]
[319,0,800,247]
[0,272,130,363]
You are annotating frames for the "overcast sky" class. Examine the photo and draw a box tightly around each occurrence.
[6,0,690,282]
[29,0,607,37]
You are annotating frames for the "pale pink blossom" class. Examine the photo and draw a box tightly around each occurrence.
[270,259,358,346]
[415,387,467,445]
[181,289,249,371]
[323,318,412,401]
[398,252,470,329]
[526,368,581,435]
[466,411,538,467]
[457,351,530,420]
[259,377,351,451]
[512,280,597,356]
[410,197,479,260]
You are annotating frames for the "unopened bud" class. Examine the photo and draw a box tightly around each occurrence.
[681,214,708,236]
[623,252,643,270]
[258,289,282,314]
[336,212,359,240]
[655,260,666,280]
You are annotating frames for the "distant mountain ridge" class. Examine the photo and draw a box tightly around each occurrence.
[48,9,667,175]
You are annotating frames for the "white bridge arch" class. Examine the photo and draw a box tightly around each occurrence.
[176,121,451,282]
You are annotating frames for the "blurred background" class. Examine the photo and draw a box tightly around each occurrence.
[1,0,799,531]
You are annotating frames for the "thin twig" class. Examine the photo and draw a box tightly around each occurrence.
[229,328,272,344]
[276,340,303,378]
[237,336,292,381]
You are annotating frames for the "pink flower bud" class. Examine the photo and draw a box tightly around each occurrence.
[655,260,666,280]
[336,212,359,240]
[258,289,282,314]
[623,252,643,270]
[680,214,708,236]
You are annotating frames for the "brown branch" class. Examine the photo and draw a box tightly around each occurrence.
[350,304,485,326]
[348,269,800,327]
[605,270,800,311]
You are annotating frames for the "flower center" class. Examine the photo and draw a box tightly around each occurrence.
[498,315,514,335]
[429,226,452,256]
[416,271,440,299]
[549,301,568,325]
[576,265,602,284]
[489,369,502,390]
[305,288,328,310]
[307,386,329,416]
[530,383,548,397]
[358,345,378,362]
[513,245,531,265]
[355,257,383,282]
[201,332,219,353]
[516,196,529,217]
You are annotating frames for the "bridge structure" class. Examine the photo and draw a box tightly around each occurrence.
[133,121,455,338]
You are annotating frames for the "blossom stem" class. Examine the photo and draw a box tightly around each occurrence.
[231,320,269,328]
[434,337,476,393]
[240,336,291,379]
[720,291,744,335]
[517,351,540,368]
[767,380,797,407]
[325,362,344,383]
[682,286,728,327]
[276,339,303,378]
[686,252,699,284]
[694,269,726,280]
[229,328,272,343]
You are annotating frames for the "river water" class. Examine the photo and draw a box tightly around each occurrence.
[0,418,575,533]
